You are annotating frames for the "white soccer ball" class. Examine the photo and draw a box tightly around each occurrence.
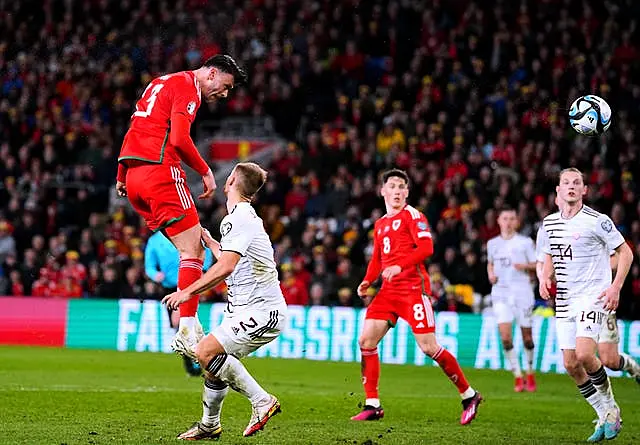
[568,95,612,136]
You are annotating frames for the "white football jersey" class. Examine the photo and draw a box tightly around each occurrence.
[219,202,285,312]
[487,233,536,295]
[539,205,625,318]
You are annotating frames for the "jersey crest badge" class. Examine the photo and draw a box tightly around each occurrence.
[392,220,401,231]
[601,220,612,233]
[187,101,196,115]
[221,222,232,237]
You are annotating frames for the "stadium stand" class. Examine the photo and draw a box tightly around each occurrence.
[1,0,640,320]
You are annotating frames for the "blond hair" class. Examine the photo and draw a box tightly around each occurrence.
[559,167,585,184]
[235,162,268,198]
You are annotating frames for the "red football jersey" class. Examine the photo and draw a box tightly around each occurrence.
[368,205,433,294]
[119,71,201,166]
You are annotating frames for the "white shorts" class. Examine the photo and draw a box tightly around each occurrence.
[212,305,286,358]
[598,312,619,344]
[493,301,534,328]
[491,288,534,328]
[555,299,608,350]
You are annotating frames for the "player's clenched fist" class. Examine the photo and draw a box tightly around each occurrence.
[357,280,371,297]
[116,181,127,197]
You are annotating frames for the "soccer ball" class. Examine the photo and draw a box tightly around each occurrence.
[568,95,612,136]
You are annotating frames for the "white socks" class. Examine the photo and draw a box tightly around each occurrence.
[578,380,608,421]
[505,348,522,378]
[208,354,270,406]
[365,398,380,408]
[202,380,228,428]
[179,316,196,331]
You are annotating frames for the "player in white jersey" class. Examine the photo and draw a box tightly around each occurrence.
[536,199,640,386]
[487,207,537,392]
[163,162,287,440]
[538,168,634,442]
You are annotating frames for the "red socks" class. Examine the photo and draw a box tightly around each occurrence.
[432,346,470,393]
[178,258,203,317]
[361,347,380,399]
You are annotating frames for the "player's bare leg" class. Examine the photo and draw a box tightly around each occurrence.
[521,326,536,392]
[498,322,524,392]
[168,224,206,358]
[599,341,640,384]
[194,334,280,437]
[415,332,482,425]
[351,319,389,421]
[562,349,608,442]
[576,337,621,440]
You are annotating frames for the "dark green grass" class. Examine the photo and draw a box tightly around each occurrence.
[0,346,639,445]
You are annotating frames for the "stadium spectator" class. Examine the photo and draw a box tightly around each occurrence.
[0,0,640,323]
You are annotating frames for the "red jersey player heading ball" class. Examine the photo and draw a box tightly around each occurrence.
[352,169,483,425]
[116,55,247,356]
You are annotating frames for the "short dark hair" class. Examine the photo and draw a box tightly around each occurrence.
[235,162,267,198]
[382,168,410,186]
[498,206,516,215]
[203,54,248,85]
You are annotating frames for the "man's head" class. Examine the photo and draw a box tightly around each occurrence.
[556,167,586,205]
[199,55,247,103]
[380,169,409,211]
[225,162,268,200]
[497,206,518,235]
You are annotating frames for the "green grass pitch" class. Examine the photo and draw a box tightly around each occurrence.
[0,346,639,445]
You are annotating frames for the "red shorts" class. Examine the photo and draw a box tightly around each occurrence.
[125,163,200,236]
[365,288,436,334]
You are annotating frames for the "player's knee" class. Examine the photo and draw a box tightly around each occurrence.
[421,342,441,358]
[194,342,214,368]
[502,340,514,351]
[574,349,592,367]
[563,357,582,377]
[524,340,535,350]
[358,336,378,350]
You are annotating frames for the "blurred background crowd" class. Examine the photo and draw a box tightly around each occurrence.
[1,0,640,319]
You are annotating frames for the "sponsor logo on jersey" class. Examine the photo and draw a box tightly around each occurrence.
[416,322,425,328]
[392,220,401,231]
[221,222,233,236]
[187,101,196,115]
[384,226,390,233]
[601,219,612,233]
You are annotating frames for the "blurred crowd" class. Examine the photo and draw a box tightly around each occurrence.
[1,0,640,319]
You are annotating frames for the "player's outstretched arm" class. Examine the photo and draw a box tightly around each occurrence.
[162,251,240,310]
